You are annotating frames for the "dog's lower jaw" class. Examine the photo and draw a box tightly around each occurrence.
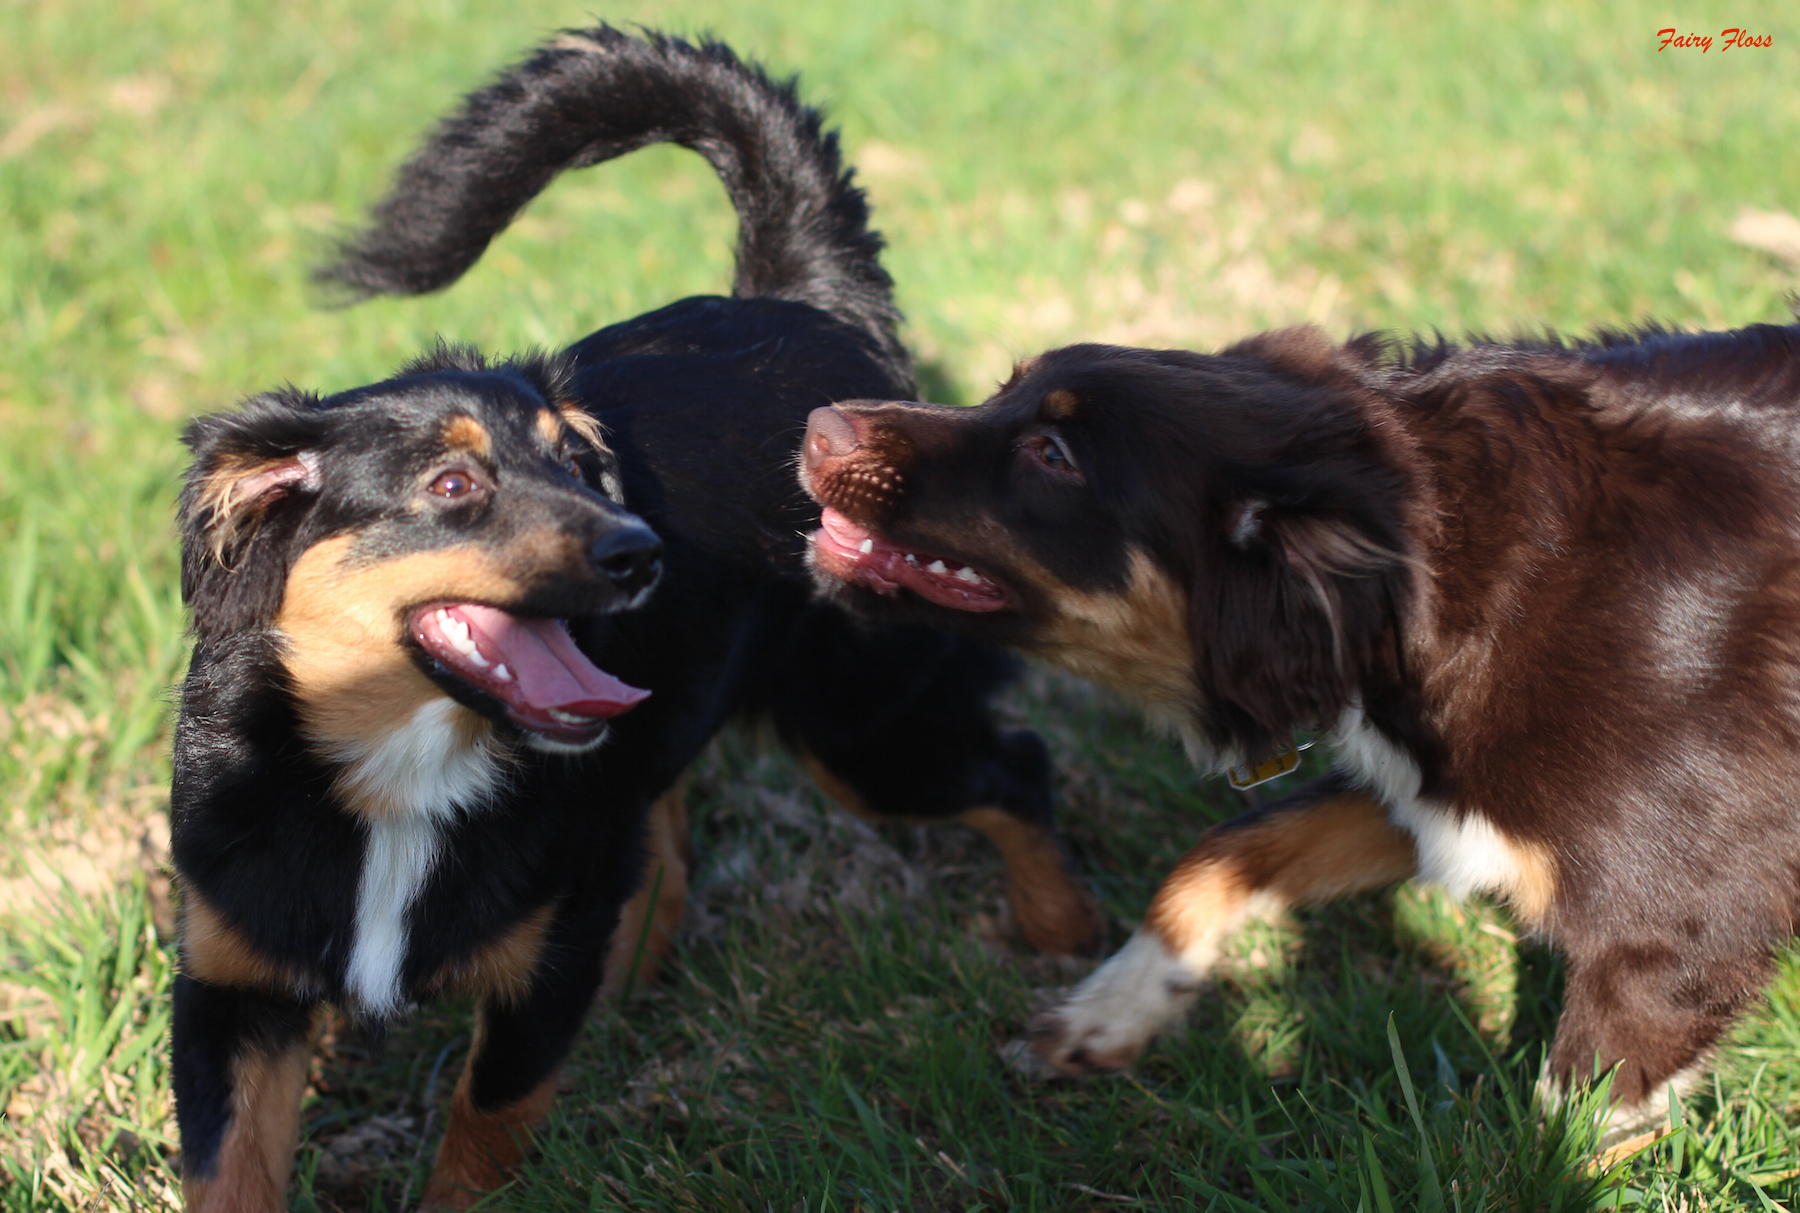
[522,723,611,755]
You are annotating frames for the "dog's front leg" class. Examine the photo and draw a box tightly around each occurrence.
[1032,776,1415,1074]
[600,788,692,998]
[421,940,605,1211]
[172,975,318,1213]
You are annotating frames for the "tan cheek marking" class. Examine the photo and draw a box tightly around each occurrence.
[1042,389,1079,420]
[442,415,492,459]
[425,902,557,1005]
[421,1059,559,1210]
[601,789,692,998]
[275,534,540,748]
[959,806,1103,957]
[1028,548,1199,725]
[181,888,318,998]
[182,1031,315,1213]
[1144,794,1414,956]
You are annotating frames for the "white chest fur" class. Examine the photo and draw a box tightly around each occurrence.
[327,697,508,1017]
[1331,706,1549,914]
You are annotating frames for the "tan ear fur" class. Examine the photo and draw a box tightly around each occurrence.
[193,451,320,568]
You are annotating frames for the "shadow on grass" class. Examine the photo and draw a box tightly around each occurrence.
[279,673,1636,1213]
[65,672,1778,1212]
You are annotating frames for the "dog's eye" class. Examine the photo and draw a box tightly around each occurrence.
[567,455,585,481]
[428,469,484,499]
[1025,432,1080,476]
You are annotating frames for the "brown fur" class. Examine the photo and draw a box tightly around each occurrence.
[804,754,1104,957]
[1143,792,1413,955]
[803,321,1800,1111]
[274,534,541,799]
[193,452,314,569]
[425,903,559,1005]
[441,414,492,459]
[959,806,1104,956]
[181,890,318,999]
[420,1067,560,1211]
[181,1034,315,1213]
[1026,549,1198,729]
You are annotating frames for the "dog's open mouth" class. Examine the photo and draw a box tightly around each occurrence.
[412,603,649,744]
[810,507,1010,612]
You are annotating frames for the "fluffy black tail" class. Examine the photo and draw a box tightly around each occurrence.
[316,26,907,380]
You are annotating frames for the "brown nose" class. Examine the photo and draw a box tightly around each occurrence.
[803,406,860,474]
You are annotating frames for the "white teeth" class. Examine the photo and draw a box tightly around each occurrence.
[547,708,596,725]
[435,609,489,668]
[927,560,947,575]
[493,664,512,681]
[955,566,983,584]
[858,538,874,554]
[903,553,919,566]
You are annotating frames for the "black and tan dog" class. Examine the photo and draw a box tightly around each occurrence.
[173,28,1099,1213]
[801,322,1800,1127]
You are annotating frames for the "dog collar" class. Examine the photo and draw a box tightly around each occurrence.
[1226,734,1311,790]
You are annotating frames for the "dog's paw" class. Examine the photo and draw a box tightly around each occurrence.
[1025,930,1204,1076]
[1028,1007,1147,1075]
[998,1036,1067,1080]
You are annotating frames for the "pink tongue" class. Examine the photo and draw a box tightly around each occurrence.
[456,605,649,716]
[820,507,873,549]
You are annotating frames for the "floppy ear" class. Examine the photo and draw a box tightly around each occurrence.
[1191,480,1409,756]
[179,389,327,636]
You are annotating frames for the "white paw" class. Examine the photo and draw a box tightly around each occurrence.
[1029,931,1205,1074]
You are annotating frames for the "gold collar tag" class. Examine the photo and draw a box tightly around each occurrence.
[1227,735,1302,790]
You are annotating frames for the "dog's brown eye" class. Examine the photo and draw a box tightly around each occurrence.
[1027,433,1080,476]
[428,469,483,499]
[567,455,584,481]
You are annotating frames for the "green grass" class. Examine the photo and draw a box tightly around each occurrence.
[4,0,1800,1208]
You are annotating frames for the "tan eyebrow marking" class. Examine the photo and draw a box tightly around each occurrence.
[443,415,492,459]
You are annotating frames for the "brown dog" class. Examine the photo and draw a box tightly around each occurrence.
[800,322,1800,1124]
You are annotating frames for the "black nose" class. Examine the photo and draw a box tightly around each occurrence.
[591,524,662,596]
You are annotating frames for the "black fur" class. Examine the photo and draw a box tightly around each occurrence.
[174,29,1087,1212]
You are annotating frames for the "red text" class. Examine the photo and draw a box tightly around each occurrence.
[1658,28,1773,51]
[1720,28,1773,49]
